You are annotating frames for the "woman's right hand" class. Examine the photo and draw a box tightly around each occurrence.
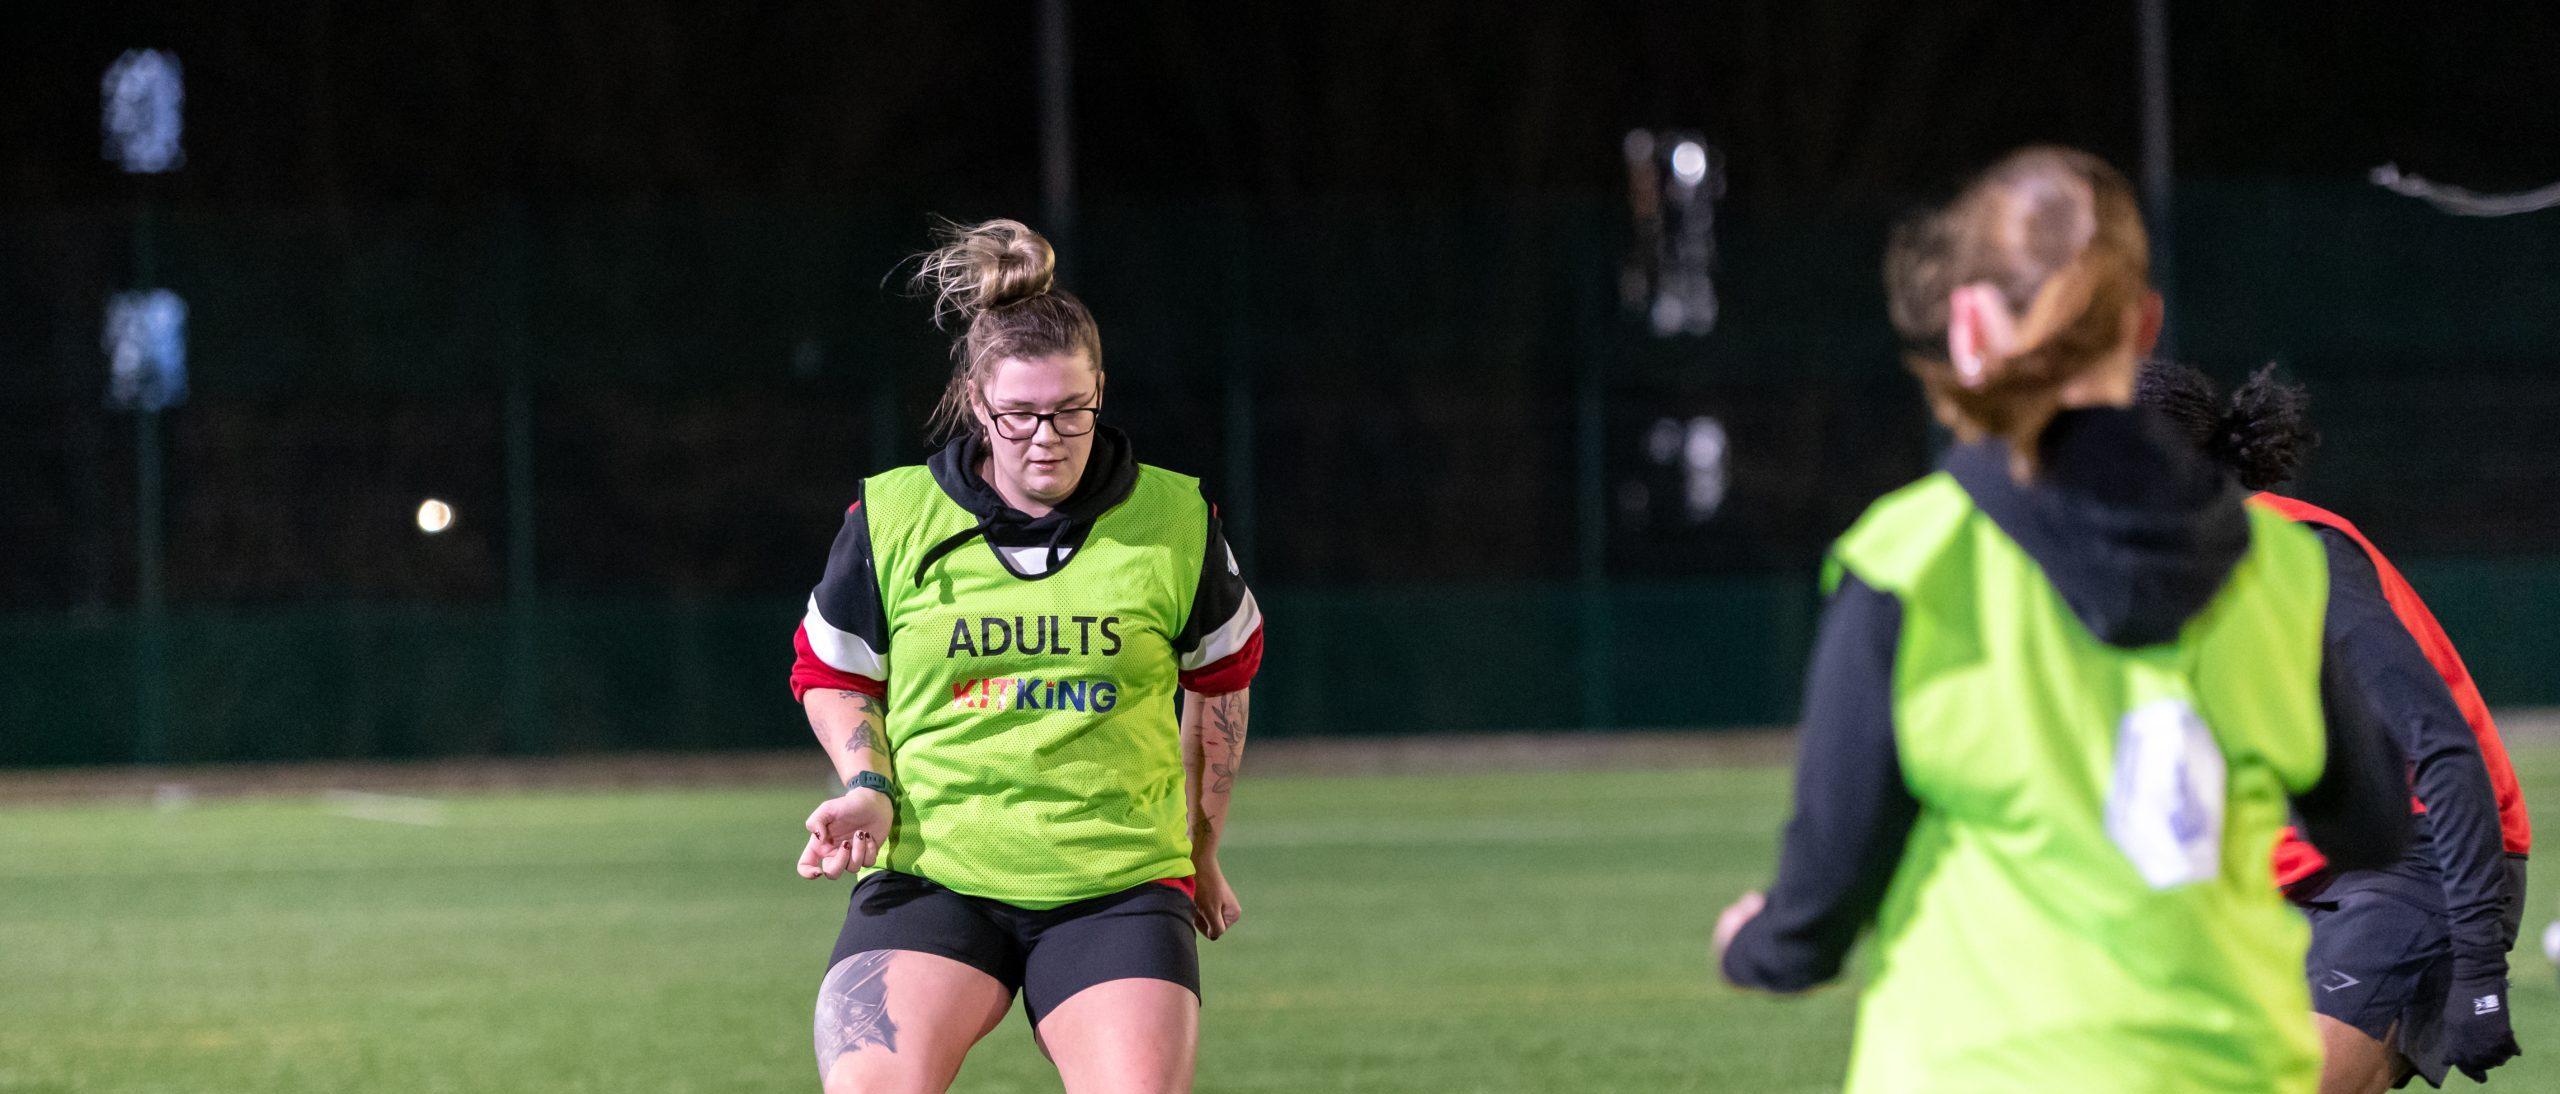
[1190,857,1244,940]
[796,785,894,879]
[1712,890,1766,968]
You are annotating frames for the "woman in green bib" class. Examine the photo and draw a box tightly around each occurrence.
[1712,147,2411,1092]
[786,219,1264,1094]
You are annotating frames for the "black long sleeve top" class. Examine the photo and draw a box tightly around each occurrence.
[2310,527,2511,980]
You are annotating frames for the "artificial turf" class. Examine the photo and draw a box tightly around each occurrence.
[4,747,2557,1092]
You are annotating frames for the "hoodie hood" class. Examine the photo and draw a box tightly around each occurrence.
[911,425,1140,582]
[1945,407,2251,648]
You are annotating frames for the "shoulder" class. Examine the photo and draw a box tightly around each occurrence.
[2240,503,2330,587]
[863,463,939,500]
[1826,472,1973,596]
[2204,506,2332,665]
[1132,463,1206,500]
[2249,492,2350,535]
[2248,496,2368,577]
[1121,465,1215,533]
[858,464,963,534]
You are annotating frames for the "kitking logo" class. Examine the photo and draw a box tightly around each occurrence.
[950,676,1121,713]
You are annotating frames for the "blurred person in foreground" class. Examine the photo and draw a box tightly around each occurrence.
[2141,360,2527,1090]
[787,219,1264,1093]
[1710,146,2412,1092]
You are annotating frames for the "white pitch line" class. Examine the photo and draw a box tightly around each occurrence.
[1227,813,1746,850]
[322,789,448,827]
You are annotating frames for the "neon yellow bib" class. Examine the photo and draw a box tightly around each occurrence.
[1830,473,2328,1093]
[862,463,1207,908]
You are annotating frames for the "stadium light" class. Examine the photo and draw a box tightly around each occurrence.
[1679,416,1728,522]
[1671,142,1708,186]
[102,50,184,174]
[102,48,185,769]
[1620,129,1726,337]
[1644,416,1729,524]
[103,289,188,412]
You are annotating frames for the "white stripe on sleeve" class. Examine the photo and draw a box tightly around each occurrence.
[1180,589,1263,670]
[804,595,887,677]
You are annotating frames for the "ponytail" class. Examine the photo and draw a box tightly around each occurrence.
[1884,147,2151,458]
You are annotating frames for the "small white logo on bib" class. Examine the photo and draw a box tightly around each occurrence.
[2105,699,2227,890]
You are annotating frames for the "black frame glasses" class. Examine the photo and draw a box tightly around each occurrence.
[984,405,1099,441]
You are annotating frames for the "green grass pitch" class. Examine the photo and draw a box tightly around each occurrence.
[5,745,2559,1092]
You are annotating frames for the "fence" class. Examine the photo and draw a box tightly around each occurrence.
[3,181,2556,765]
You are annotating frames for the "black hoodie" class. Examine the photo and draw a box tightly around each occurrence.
[1721,407,2413,993]
[912,425,1143,583]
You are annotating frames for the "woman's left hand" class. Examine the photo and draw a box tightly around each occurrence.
[1192,858,1244,940]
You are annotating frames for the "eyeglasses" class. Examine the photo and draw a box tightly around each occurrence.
[985,405,1099,441]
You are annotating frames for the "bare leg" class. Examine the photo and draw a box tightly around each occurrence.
[1035,978,1199,1094]
[817,950,1012,1094]
[2315,1016,2400,1094]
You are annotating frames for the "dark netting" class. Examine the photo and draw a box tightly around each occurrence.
[4,182,2558,762]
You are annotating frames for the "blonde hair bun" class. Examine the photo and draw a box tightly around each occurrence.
[901,217,1104,442]
[913,218,1057,328]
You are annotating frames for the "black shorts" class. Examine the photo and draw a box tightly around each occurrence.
[827,870,1199,1026]
[2301,875,2453,1087]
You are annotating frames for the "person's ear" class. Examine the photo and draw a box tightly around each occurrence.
[970,389,996,437]
[1946,283,2017,389]
[2133,290,2164,356]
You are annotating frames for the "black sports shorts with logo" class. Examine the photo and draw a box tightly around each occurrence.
[826,869,1200,1026]
[2299,872,2452,1088]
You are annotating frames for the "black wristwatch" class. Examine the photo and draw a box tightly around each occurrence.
[846,771,892,797]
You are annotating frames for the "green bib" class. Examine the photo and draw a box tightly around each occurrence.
[1829,473,2329,1093]
[862,463,1208,908]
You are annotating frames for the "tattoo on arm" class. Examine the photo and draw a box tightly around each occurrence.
[1204,692,1248,796]
[814,950,900,1070]
[837,692,881,755]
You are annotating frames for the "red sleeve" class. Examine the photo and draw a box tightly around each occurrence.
[791,622,886,702]
[1177,623,1262,696]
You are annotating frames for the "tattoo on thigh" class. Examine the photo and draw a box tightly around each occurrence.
[814,951,900,1070]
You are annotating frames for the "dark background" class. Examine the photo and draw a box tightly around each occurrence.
[5,1,2558,762]
[13,3,2560,206]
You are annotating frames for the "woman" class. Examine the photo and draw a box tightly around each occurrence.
[1711,147,2412,1091]
[2140,360,2526,1090]
[786,219,1264,1094]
